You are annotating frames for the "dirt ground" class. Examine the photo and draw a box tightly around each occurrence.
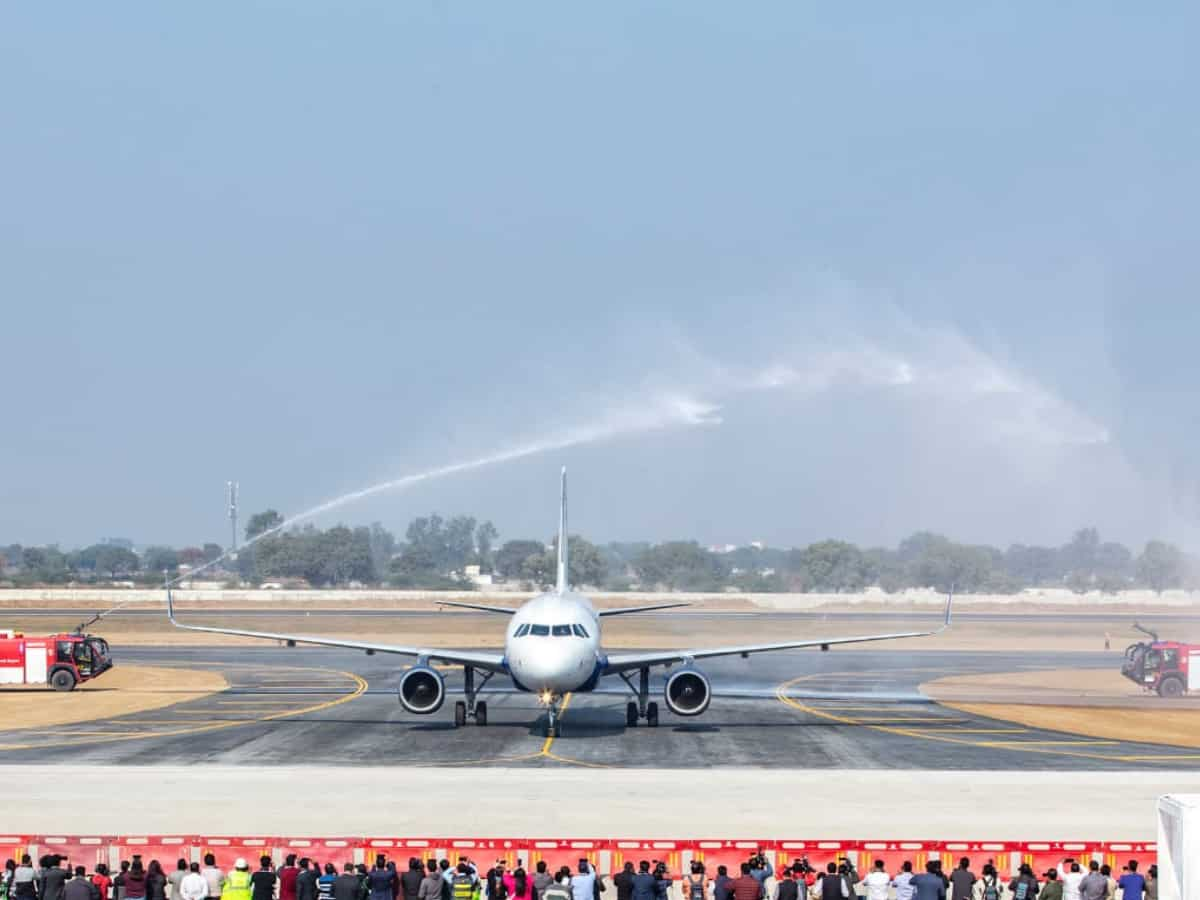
[10,606,1197,653]
[0,665,227,730]
[922,667,1200,749]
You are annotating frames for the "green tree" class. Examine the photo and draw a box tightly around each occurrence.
[367,523,397,582]
[542,535,608,588]
[142,545,180,574]
[94,545,139,579]
[475,521,499,573]
[202,543,225,563]
[796,540,875,592]
[633,542,728,591]
[1137,540,1185,593]
[245,510,284,541]
[495,540,546,578]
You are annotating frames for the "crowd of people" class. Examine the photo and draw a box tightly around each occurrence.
[0,852,1160,900]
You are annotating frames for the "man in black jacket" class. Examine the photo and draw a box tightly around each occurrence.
[43,858,71,900]
[333,866,361,900]
[296,861,319,900]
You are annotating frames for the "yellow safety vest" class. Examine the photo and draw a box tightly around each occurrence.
[222,870,253,900]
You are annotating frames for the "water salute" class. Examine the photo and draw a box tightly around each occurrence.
[1,4,1196,900]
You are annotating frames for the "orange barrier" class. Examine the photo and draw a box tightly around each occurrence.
[7,838,1156,880]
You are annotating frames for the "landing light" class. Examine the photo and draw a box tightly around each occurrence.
[539,690,553,705]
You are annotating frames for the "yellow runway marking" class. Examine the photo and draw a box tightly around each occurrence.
[924,728,1031,734]
[773,674,1149,764]
[541,693,573,754]
[979,740,1119,747]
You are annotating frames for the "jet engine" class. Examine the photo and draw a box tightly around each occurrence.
[399,666,445,714]
[663,668,711,716]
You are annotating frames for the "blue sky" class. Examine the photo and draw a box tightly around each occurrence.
[2,3,1197,550]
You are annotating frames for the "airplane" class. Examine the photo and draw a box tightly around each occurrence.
[166,468,952,736]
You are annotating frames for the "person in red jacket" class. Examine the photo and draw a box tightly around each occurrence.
[731,865,762,900]
[279,857,301,900]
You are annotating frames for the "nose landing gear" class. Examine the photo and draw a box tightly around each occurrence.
[540,691,564,738]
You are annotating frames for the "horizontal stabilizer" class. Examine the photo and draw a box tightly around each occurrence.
[597,602,691,617]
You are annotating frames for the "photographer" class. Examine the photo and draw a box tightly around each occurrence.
[749,858,773,900]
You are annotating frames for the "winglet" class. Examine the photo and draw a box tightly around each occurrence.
[942,588,953,629]
[555,466,569,594]
[166,587,177,624]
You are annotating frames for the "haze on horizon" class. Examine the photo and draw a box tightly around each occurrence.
[2,4,1198,553]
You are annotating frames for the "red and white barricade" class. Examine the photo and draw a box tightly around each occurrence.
[611,840,684,877]
[196,836,275,868]
[29,836,111,870]
[111,836,193,870]
[855,842,936,878]
[528,840,608,876]
[939,843,1017,879]
[1099,842,1156,877]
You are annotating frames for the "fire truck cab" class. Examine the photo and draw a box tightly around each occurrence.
[0,631,113,691]
[1121,639,1199,697]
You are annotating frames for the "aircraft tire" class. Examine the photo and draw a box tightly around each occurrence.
[626,702,638,728]
[454,700,467,727]
[475,702,488,726]
[646,702,659,728]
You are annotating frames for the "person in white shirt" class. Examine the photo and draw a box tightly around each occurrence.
[201,856,224,900]
[181,864,209,900]
[891,863,916,900]
[1062,864,1084,900]
[860,862,891,900]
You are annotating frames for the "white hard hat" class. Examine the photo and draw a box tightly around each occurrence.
[235,859,248,870]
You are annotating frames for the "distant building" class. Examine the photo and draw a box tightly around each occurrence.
[707,544,738,554]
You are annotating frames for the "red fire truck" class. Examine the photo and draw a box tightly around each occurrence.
[1120,624,1199,697]
[0,631,113,691]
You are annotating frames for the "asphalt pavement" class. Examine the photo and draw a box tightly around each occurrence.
[0,644,1195,769]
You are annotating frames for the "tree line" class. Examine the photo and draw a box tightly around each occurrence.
[1,518,1196,595]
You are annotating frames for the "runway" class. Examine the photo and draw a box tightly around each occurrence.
[0,645,1195,769]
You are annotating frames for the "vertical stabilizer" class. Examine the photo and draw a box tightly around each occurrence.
[556,467,569,593]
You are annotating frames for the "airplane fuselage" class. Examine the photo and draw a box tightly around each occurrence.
[503,590,604,695]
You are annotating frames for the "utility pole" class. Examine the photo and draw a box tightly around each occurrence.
[227,481,239,555]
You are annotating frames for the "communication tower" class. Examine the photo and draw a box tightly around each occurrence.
[227,480,239,554]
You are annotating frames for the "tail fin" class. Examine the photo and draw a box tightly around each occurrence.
[556,466,569,593]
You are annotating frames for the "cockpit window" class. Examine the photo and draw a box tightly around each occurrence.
[551,625,572,637]
[572,624,589,638]
[514,624,531,637]
[530,624,550,636]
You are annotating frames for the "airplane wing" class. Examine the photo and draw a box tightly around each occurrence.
[165,591,506,671]
[597,602,691,617]
[602,594,952,676]
[435,599,518,615]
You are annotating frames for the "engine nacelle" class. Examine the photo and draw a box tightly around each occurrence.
[664,668,711,717]
[399,666,445,714]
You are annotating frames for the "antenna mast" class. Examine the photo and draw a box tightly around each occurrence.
[227,481,239,555]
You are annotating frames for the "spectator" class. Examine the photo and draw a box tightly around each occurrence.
[1097,868,1115,900]
[861,862,890,900]
[1116,864,1144,900]
[611,865,634,900]
[220,862,251,900]
[973,864,1001,900]
[651,866,670,900]
[170,861,189,900]
[509,871,531,900]
[1039,872,1061,900]
[125,863,148,900]
[1062,865,1083,900]
[401,863,424,900]
[114,863,132,900]
[892,865,916,900]
[950,861,975,900]
[278,858,300,900]
[1077,865,1104,900]
[63,867,94,900]
[12,857,37,900]
[569,863,598,900]
[317,866,336,900]
[713,868,733,900]
[484,867,507,900]
[248,859,274,900]
[531,865,553,900]
[296,861,318,900]
[909,864,945,900]
[772,869,798,900]
[539,876,569,900]
[682,864,708,900]
[1143,867,1156,900]
[92,866,113,900]
[146,863,167,900]
[331,866,358,900]
[450,866,477,900]
[202,858,224,900]
[748,860,773,900]
[1008,866,1038,900]
[631,864,657,900]
[181,865,207,900]
[420,863,443,900]
[368,857,398,900]
[43,858,70,900]
[812,865,847,900]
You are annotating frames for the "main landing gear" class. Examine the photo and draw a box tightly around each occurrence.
[621,667,658,728]
[454,665,492,728]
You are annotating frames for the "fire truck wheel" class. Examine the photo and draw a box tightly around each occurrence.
[1158,675,1186,698]
[50,669,77,692]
